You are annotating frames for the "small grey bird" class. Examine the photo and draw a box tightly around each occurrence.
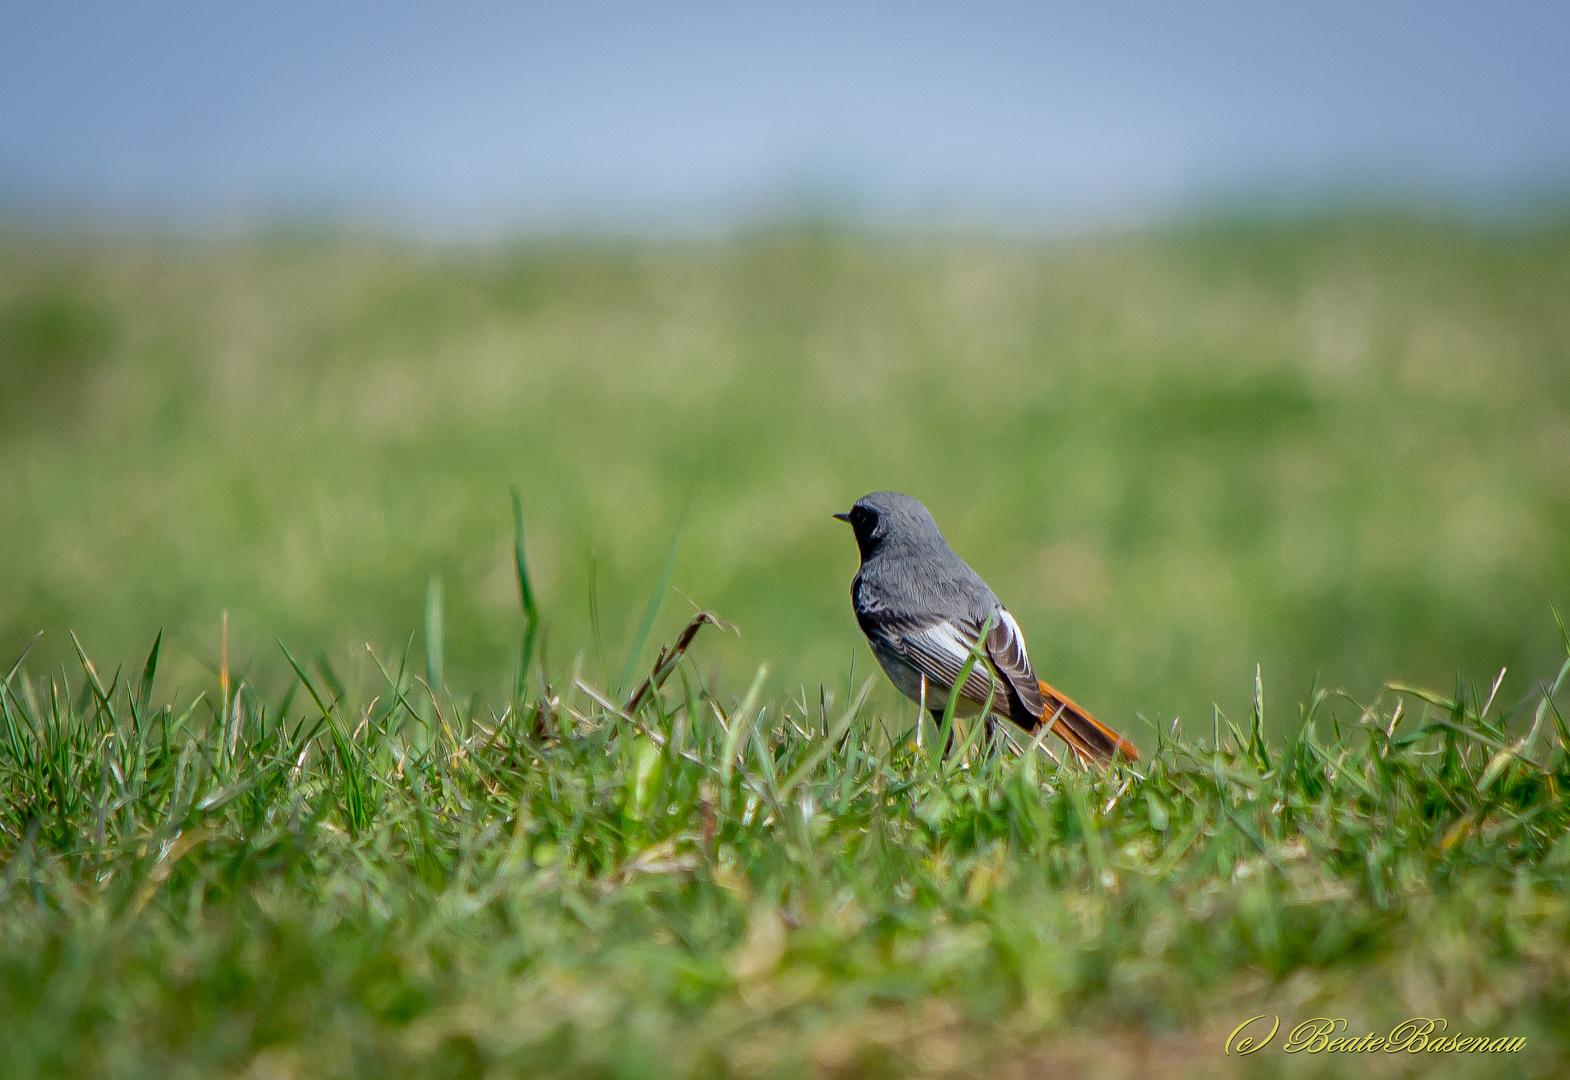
[834,491,1136,764]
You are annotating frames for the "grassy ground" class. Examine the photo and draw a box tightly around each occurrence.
[2,617,1569,1079]
[3,213,1569,738]
[3,211,1570,1076]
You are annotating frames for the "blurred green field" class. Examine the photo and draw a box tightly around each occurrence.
[3,212,1569,740]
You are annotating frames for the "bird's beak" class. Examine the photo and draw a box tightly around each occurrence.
[832,512,850,522]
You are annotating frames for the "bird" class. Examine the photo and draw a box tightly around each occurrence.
[834,491,1136,765]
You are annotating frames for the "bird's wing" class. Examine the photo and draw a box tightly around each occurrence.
[983,609,1047,719]
[984,613,1138,761]
[887,608,1043,720]
[922,610,1137,763]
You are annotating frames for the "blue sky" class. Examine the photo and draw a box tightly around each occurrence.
[3,1,1567,228]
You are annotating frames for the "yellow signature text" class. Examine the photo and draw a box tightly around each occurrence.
[1225,1016,1524,1055]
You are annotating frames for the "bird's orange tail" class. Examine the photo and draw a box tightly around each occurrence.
[1036,680,1138,764]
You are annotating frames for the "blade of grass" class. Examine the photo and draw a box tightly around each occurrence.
[588,553,609,683]
[945,674,997,779]
[1419,714,1544,769]
[366,643,426,732]
[616,500,690,694]
[279,640,368,836]
[136,628,162,716]
[425,576,445,695]
[936,612,996,770]
[313,651,346,703]
[67,631,113,715]
[778,675,875,801]
[1250,664,1272,771]
[624,611,731,714]
[1150,809,1208,880]
[4,630,43,691]
[1068,779,1107,887]
[1480,667,1507,723]
[512,487,541,697]
[720,665,768,797]
[1002,704,1067,781]
[1385,681,1460,714]
[220,610,229,727]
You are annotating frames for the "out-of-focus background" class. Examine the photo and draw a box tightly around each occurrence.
[3,2,1568,740]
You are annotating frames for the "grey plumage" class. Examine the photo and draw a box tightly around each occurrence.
[837,491,1045,726]
[834,490,1137,763]
[843,492,994,618]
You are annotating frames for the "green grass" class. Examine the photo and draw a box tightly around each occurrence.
[2,616,1570,1078]
[4,210,1570,1076]
[3,213,1569,739]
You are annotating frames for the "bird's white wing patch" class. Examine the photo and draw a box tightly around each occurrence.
[999,610,1023,639]
[916,620,973,666]
[900,619,1000,706]
[997,610,1026,654]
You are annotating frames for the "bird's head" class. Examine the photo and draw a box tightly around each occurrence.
[834,491,937,560]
